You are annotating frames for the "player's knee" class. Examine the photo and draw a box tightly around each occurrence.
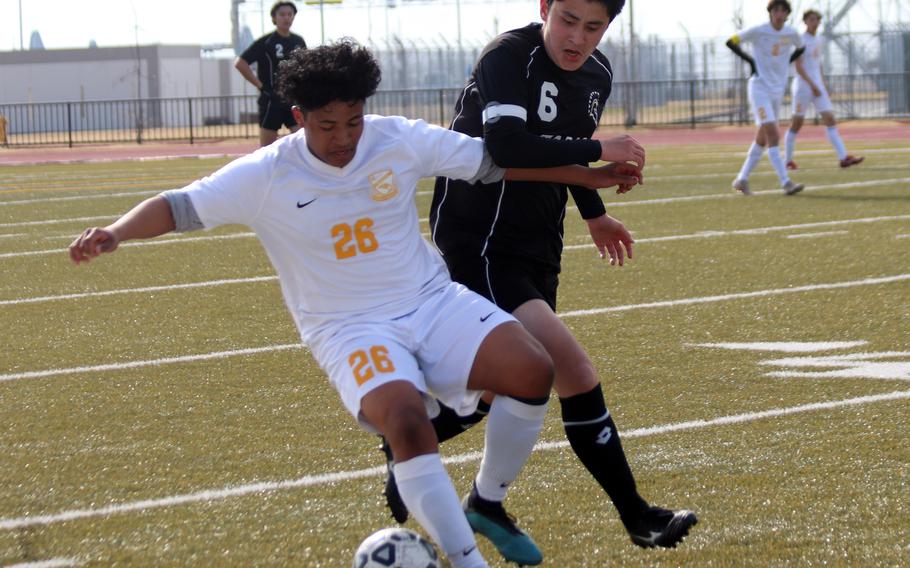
[520,341,555,397]
[563,356,599,385]
[383,405,437,460]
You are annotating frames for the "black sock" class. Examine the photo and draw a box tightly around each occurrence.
[431,399,490,443]
[560,384,648,523]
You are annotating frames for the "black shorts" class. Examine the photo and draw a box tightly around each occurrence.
[258,94,296,131]
[444,253,559,313]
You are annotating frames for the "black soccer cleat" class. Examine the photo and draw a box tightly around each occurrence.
[625,506,698,549]
[378,437,409,524]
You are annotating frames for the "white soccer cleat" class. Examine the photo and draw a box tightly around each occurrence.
[732,178,752,196]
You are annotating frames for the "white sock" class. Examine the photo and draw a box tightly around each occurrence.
[737,142,764,181]
[826,126,848,160]
[784,129,797,163]
[767,145,789,185]
[394,454,488,568]
[474,396,548,502]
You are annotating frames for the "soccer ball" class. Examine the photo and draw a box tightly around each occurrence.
[352,527,440,568]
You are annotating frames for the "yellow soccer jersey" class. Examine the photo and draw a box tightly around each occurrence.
[737,22,803,95]
[178,115,486,342]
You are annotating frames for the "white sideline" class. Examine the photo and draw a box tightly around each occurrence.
[1,388,907,531]
[2,272,909,383]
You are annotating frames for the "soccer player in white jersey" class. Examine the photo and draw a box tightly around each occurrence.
[726,0,806,196]
[784,9,864,170]
[68,40,642,568]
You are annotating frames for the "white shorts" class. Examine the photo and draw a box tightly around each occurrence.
[309,281,516,432]
[791,79,833,116]
[748,81,783,126]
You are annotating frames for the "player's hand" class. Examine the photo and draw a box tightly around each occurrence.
[749,62,757,76]
[811,85,822,97]
[585,214,634,266]
[585,162,643,194]
[69,227,120,264]
[599,135,645,168]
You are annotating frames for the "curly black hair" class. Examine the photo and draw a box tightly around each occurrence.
[276,39,381,112]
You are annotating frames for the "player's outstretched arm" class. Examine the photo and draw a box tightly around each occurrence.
[504,163,642,192]
[585,214,634,266]
[726,36,757,76]
[69,195,176,264]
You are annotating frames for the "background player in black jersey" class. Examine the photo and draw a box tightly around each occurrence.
[234,1,306,146]
[380,0,698,555]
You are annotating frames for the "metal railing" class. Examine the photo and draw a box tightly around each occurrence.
[1,73,908,148]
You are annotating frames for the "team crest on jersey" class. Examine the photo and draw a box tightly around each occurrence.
[587,91,602,126]
[368,169,399,201]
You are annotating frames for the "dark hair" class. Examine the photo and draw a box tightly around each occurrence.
[547,0,625,20]
[803,9,822,21]
[270,1,297,18]
[276,39,381,111]
[767,0,792,13]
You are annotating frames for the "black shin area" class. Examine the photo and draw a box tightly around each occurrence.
[431,399,490,443]
[560,384,648,521]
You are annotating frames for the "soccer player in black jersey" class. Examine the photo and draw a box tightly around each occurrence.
[234,1,306,146]
[381,0,698,558]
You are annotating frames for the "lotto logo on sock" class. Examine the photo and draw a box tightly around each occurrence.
[596,425,613,445]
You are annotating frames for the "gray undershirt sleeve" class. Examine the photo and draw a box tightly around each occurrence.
[464,148,506,185]
[160,190,204,232]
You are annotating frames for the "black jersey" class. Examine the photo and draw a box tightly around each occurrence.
[430,23,613,271]
[240,31,306,92]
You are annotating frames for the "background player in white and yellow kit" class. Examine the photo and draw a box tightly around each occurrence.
[784,9,864,170]
[68,40,642,568]
[726,0,806,196]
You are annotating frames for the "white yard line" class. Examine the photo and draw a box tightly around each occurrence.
[0,344,303,383]
[0,189,160,207]
[3,273,908,382]
[785,230,849,239]
[2,221,907,304]
[0,276,276,306]
[4,559,82,568]
[0,232,255,259]
[5,210,910,262]
[1,388,907,531]
[558,273,910,319]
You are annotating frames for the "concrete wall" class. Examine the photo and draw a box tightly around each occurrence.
[0,45,236,104]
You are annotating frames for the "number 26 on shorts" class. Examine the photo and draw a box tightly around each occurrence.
[349,345,396,385]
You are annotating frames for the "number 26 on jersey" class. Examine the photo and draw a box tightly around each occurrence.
[332,217,379,260]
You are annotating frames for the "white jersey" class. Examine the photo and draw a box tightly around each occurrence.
[176,115,485,342]
[737,22,803,95]
[797,31,824,87]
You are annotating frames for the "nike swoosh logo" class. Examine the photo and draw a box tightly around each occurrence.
[479,312,495,322]
[296,198,317,208]
[462,545,477,557]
